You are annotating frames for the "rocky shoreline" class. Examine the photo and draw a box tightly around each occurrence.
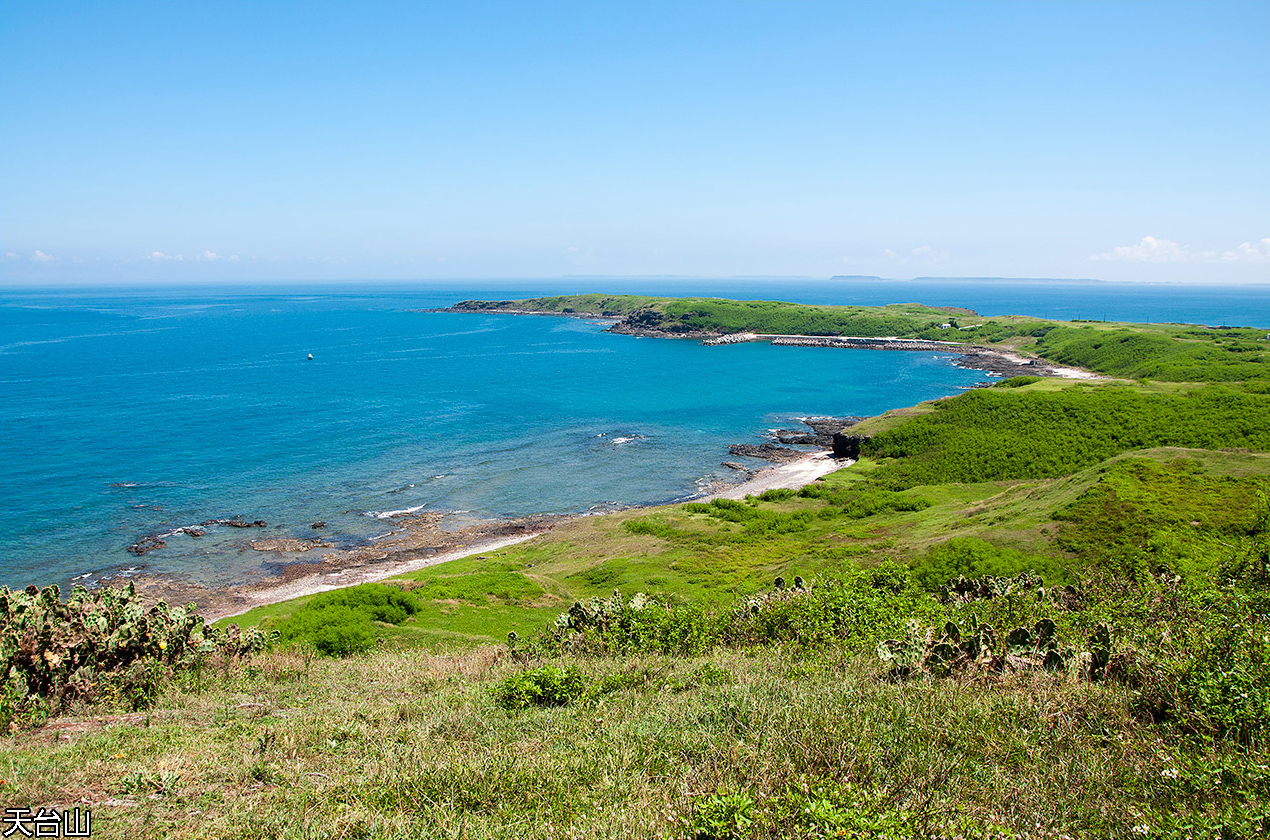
[114,412,866,620]
[125,512,559,622]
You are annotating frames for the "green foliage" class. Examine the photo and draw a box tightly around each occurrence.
[530,566,933,657]
[276,584,419,656]
[993,375,1043,388]
[408,572,543,606]
[277,605,376,657]
[864,385,1270,488]
[682,498,819,533]
[766,780,918,839]
[680,787,755,840]
[494,665,588,710]
[911,537,1072,590]
[305,583,420,623]
[0,582,273,724]
[877,614,1107,682]
[795,483,932,518]
[1167,588,1270,742]
[464,294,967,339]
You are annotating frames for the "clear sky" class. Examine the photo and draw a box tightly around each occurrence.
[2,0,1267,285]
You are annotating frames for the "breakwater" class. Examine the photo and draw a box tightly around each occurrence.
[768,336,961,351]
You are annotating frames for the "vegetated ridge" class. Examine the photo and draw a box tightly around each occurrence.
[447,293,1270,383]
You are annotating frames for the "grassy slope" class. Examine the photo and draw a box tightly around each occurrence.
[9,645,1261,840]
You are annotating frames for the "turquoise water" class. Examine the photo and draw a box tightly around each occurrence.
[1,280,1267,590]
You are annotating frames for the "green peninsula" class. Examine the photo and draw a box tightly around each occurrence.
[5,295,1270,839]
[449,293,1270,382]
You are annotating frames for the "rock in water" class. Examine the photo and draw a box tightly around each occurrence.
[728,443,804,463]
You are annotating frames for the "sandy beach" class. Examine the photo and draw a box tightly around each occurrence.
[701,451,846,500]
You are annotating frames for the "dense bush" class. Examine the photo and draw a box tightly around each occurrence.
[494,665,587,710]
[528,565,933,657]
[992,375,1043,388]
[910,537,1073,590]
[863,384,1270,488]
[276,584,419,656]
[1036,325,1270,382]
[1055,458,1267,580]
[1172,590,1270,742]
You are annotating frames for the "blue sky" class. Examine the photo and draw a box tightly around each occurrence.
[2,0,1267,284]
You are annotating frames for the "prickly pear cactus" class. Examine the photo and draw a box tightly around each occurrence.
[0,582,274,719]
[1088,624,1112,681]
[877,614,1092,681]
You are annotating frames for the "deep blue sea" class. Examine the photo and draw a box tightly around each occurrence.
[2,279,1267,591]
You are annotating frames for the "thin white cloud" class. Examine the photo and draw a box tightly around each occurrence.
[1220,238,1270,264]
[144,250,235,262]
[4,252,17,260]
[1091,236,1207,263]
[883,245,949,265]
[1092,235,1270,264]
[30,250,54,263]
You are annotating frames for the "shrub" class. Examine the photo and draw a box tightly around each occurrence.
[530,568,933,657]
[494,665,588,710]
[911,537,1072,590]
[277,605,376,657]
[681,787,755,840]
[276,584,419,656]
[863,385,1270,489]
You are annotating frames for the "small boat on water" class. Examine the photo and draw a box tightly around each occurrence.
[307,353,313,360]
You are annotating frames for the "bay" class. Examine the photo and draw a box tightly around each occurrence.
[1,279,1266,590]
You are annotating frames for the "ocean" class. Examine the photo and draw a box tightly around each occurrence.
[2,279,1267,591]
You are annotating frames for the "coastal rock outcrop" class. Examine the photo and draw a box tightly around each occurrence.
[201,518,268,528]
[951,351,1049,378]
[128,535,166,556]
[248,537,333,553]
[607,309,718,339]
[772,416,865,448]
[832,433,872,460]
[728,443,805,463]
